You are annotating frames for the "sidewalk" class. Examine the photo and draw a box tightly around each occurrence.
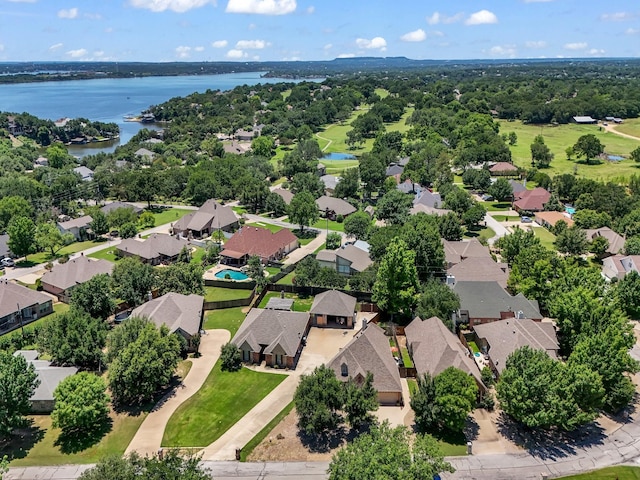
[125,329,231,457]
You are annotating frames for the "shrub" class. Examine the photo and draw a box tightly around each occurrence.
[220,342,242,372]
[336,214,344,223]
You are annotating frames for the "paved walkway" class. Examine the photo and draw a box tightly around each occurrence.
[484,213,510,245]
[125,329,231,457]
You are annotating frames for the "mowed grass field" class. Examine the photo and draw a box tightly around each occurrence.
[613,118,640,139]
[499,120,640,181]
[557,466,640,479]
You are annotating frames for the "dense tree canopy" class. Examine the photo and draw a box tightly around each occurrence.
[0,351,39,438]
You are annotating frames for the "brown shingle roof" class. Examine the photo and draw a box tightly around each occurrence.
[232,308,309,357]
[57,215,93,231]
[273,188,294,205]
[489,162,518,173]
[513,187,551,212]
[443,239,492,266]
[315,196,356,216]
[405,316,484,387]
[534,211,574,228]
[40,257,113,291]
[327,323,402,394]
[473,318,559,373]
[117,234,190,261]
[173,199,238,233]
[221,226,297,261]
[585,227,625,255]
[448,257,509,288]
[131,293,204,337]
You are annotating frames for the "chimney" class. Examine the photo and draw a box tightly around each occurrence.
[361,318,367,331]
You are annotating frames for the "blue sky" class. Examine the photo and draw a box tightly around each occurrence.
[0,0,638,62]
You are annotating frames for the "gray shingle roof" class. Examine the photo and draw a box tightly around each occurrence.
[0,281,51,318]
[100,201,143,215]
[13,351,77,402]
[117,234,190,261]
[273,188,294,205]
[473,319,559,373]
[585,227,625,255]
[405,316,483,387]
[443,239,492,266]
[453,281,542,320]
[232,308,309,357]
[41,257,113,292]
[448,257,509,288]
[327,323,402,394]
[413,190,442,209]
[310,290,357,318]
[131,293,204,337]
[173,199,238,233]
[58,215,93,231]
[336,244,373,272]
[316,196,356,216]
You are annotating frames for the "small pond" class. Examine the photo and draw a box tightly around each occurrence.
[607,155,624,161]
[321,152,356,160]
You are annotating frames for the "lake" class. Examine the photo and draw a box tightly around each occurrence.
[0,72,310,155]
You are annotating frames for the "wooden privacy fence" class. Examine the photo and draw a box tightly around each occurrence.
[266,283,373,303]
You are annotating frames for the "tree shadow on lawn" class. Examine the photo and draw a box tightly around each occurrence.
[0,420,46,461]
[293,229,318,241]
[54,418,113,454]
[111,372,186,416]
[496,412,606,461]
[298,425,364,454]
[15,260,39,268]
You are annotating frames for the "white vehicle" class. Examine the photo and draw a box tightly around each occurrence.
[1,258,15,267]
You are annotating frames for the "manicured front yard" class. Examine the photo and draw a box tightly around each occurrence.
[5,408,149,466]
[532,226,557,251]
[480,201,512,212]
[204,286,253,302]
[311,218,346,232]
[463,226,495,243]
[203,307,246,337]
[557,466,640,479]
[87,246,120,263]
[258,292,314,312]
[162,362,286,447]
[27,239,107,264]
[150,208,192,226]
[245,221,283,233]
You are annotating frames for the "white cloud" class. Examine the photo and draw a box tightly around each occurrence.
[226,0,296,15]
[58,7,79,19]
[175,46,191,58]
[337,53,355,58]
[306,6,314,14]
[84,12,102,20]
[49,43,63,51]
[66,48,88,58]
[128,0,215,13]
[564,42,587,50]
[401,29,426,42]
[211,40,228,48]
[627,28,640,35]
[465,10,498,25]
[427,11,464,25]
[600,12,635,21]
[355,36,387,51]
[431,30,445,37]
[93,50,105,57]
[589,48,605,55]
[323,43,332,50]
[525,40,547,48]
[226,49,247,58]
[489,45,517,57]
[194,46,205,52]
[248,23,256,29]
[235,39,268,49]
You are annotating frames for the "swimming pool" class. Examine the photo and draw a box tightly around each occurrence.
[215,269,250,281]
[321,152,356,160]
[565,207,576,215]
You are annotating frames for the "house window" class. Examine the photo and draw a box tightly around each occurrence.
[337,264,350,274]
[341,363,348,377]
[243,350,250,362]
[275,354,284,366]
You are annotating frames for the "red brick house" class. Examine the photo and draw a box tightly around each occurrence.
[220,226,298,265]
[513,187,551,213]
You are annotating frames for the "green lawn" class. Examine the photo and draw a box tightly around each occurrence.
[245,221,284,233]
[203,307,246,337]
[557,466,640,479]
[204,286,253,302]
[499,120,640,181]
[162,362,286,447]
[240,402,294,461]
[480,201,512,212]
[614,118,640,139]
[532,226,557,251]
[321,159,360,175]
[311,218,345,232]
[150,208,192,226]
[492,215,521,222]
[400,346,413,368]
[87,246,120,263]
[468,341,480,354]
[27,239,107,264]
[276,271,295,285]
[6,408,149,466]
[463,226,495,243]
[258,292,314,312]
[265,266,280,276]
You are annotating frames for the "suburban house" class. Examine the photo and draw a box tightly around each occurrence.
[117,234,191,266]
[320,175,340,194]
[452,281,543,328]
[447,256,509,289]
[397,180,422,195]
[327,322,403,405]
[172,199,239,239]
[73,166,94,182]
[134,147,155,160]
[220,226,298,265]
[316,196,356,219]
[317,243,373,275]
[309,290,357,328]
[232,308,311,369]
[57,215,93,241]
[0,234,11,258]
[234,129,254,141]
[386,163,404,179]
[317,163,326,176]
[585,227,625,257]
[489,162,519,176]
[100,201,143,216]
[509,180,527,195]
[410,203,452,216]
[473,318,559,376]
[443,238,492,268]
[13,351,77,413]
[130,292,204,351]
[512,187,551,213]
[602,255,640,280]
[405,316,485,394]
[413,190,443,209]
[572,116,597,124]
[40,256,113,303]
[0,281,54,334]
[273,188,294,205]
[534,211,574,229]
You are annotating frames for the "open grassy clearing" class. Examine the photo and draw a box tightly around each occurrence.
[311,218,346,232]
[26,239,107,264]
[499,120,640,181]
[162,362,286,447]
[204,286,253,302]
[149,208,192,226]
[258,292,314,312]
[613,118,640,139]
[557,466,640,479]
[463,226,495,243]
[245,221,283,233]
[480,201,512,212]
[532,226,557,251]
[87,246,120,263]
[5,408,149,467]
[203,307,246,337]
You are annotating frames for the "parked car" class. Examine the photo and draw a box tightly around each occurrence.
[1,257,15,267]
[521,216,532,223]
